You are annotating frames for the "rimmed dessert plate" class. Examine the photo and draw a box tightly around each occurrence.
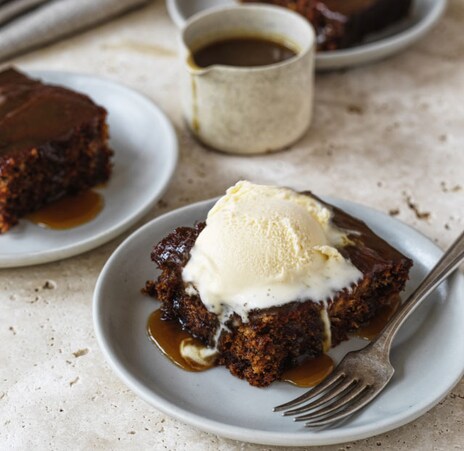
[93,196,464,446]
[0,71,178,268]
[166,0,447,70]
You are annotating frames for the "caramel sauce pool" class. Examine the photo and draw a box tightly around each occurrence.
[282,354,334,387]
[26,189,103,229]
[355,294,402,340]
[192,37,297,68]
[147,309,214,372]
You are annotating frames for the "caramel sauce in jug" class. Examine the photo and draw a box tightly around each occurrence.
[192,36,297,68]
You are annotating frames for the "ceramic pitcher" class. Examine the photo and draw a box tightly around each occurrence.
[180,4,315,155]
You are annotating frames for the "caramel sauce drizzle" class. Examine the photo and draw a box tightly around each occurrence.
[26,189,103,230]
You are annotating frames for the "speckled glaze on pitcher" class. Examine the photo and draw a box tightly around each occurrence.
[180,5,315,155]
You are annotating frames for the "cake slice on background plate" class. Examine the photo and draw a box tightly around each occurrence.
[0,68,113,233]
[241,0,413,50]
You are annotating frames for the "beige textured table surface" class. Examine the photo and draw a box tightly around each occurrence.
[1,1,464,449]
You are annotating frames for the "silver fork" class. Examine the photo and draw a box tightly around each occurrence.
[274,230,464,428]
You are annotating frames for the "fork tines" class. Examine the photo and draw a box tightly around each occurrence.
[274,371,346,413]
[275,372,374,428]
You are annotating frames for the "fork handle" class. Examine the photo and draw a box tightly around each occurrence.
[373,230,464,356]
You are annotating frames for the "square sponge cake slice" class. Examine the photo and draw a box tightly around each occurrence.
[147,191,412,387]
[0,68,112,233]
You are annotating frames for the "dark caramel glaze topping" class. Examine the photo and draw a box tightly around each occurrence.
[0,68,106,156]
[306,192,412,276]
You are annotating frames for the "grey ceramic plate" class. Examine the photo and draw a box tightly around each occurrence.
[0,71,178,268]
[166,0,447,69]
[93,196,464,446]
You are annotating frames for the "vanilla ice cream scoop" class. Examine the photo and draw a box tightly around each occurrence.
[182,181,362,321]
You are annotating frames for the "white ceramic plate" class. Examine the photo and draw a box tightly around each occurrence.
[93,196,464,446]
[166,0,447,69]
[0,71,178,268]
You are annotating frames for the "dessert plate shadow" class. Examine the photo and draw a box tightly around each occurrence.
[0,71,178,268]
[93,196,464,446]
[166,0,446,70]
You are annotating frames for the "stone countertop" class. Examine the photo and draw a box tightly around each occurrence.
[1,1,463,449]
